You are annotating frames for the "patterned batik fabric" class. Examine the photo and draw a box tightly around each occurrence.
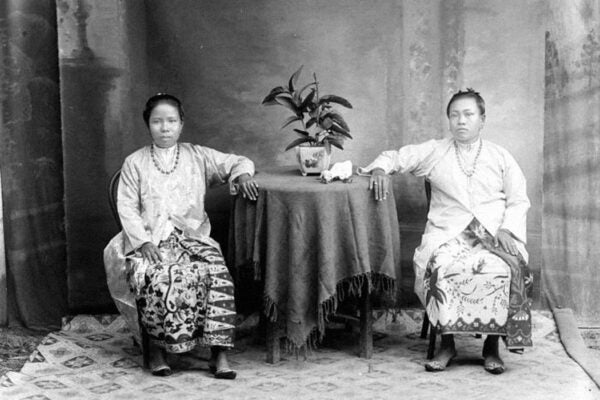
[424,219,533,350]
[127,230,236,353]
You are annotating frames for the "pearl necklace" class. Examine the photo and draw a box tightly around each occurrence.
[151,143,180,175]
[454,139,482,178]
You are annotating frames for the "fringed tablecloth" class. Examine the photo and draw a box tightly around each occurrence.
[229,167,401,349]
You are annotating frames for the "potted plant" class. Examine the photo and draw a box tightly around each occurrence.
[262,65,353,176]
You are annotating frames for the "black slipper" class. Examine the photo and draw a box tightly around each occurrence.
[151,363,172,376]
[213,367,237,380]
[209,363,237,379]
[483,355,505,375]
[424,349,456,372]
[424,356,454,372]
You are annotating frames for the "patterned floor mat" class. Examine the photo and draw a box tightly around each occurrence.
[0,327,46,378]
[0,310,598,400]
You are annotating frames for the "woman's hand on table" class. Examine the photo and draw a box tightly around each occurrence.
[140,242,163,264]
[237,173,259,201]
[369,168,390,201]
[494,229,518,256]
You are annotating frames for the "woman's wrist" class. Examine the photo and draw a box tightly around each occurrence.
[498,228,516,240]
[236,173,251,183]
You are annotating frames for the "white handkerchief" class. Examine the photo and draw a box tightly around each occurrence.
[320,160,353,183]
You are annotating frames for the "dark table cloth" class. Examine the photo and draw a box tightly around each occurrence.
[229,167,401,348]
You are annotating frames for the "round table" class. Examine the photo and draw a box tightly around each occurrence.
[229,167,401,361]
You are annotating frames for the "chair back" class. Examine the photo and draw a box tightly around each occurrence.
[108,169,122,230]
[424,179,431,210]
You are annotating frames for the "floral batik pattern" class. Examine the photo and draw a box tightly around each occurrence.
[424,219,533,350]
[127,230,236,353]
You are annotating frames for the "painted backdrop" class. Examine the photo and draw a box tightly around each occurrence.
[57,0,545,314]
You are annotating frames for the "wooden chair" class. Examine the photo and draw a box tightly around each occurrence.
[108,168,151,368]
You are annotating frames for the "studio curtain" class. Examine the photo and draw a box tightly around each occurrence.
[0,0,67,329]
[544,1,600,325]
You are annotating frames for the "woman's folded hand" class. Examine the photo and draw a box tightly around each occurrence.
[140,242,163,264]
[369,168,390,201]
[494,229,518,256]
[237,173,259,201]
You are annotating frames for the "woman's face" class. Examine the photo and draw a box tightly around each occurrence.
[148,102,183,148]
[448,97,485,144]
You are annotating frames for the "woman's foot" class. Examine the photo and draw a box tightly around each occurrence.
[209,347,236,380]
[425,335,457,372]
[482,335,505,374]
[149,345,172,376]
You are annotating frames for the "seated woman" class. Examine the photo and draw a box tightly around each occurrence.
[104,93,258,378]
[361,89,532,374]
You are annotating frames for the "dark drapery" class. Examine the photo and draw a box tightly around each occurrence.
[544,1,600,326]
[0,0,67,329]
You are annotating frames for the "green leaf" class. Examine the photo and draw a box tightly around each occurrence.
[309,107,321,119]
[320,117,333,129]
[285,137,313,151]
[293,129,310,136]
[262,86,289,105]
[272,92,294,107]
[275,93,293,101]
[288,65,303,92]
[281,115,302,129]
[276,96,301,115]
[330,122,352,139]
[300,89,316,111]
[328,138,345,150]
[306,117,317,129]
[319,94,353,108]
[325,110,350,131]
[307,101,318,112]
[315,130,328,143]
[298,81,317,97]
[292,90,303,107]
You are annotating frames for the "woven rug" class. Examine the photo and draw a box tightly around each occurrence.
[0,310,598,400]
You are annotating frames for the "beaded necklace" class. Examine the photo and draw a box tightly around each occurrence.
[150,143,180,175]
[454,139,482,178]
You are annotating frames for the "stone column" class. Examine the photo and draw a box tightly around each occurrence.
[57,0,148,311]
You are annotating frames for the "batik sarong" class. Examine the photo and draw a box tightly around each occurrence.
[127,229,236,353]
[424,219,532,351]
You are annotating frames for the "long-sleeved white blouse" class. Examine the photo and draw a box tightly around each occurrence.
[360,137,530,273]
[117,142,255,254]
[103,142,254,340]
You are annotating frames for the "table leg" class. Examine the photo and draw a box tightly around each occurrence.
[266,319,281,364]
[359,281,373,359]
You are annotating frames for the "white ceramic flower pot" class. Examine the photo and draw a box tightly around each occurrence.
[295,145,331,176]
